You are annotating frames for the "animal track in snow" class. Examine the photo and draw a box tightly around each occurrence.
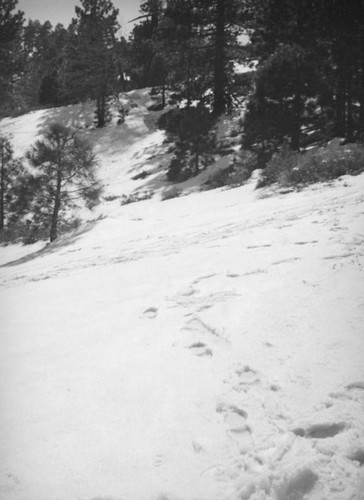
[217,403,251,444]
[242,268,268,277]
[143,307,158,319]
[154,453,166,469]
[192,273,216,285]
[323,252,356,260]
[188,342,213,357]
[294,240,318,245]
[275,467,319,500]
[293,422,346,439]
[247,244,272,249]
[346,380,364,391]
[272,257,301,266]
[232,365,261,391]
[347,447,364,465]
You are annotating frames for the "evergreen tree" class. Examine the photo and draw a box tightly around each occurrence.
[26,123,101,242]
[63,0,122,127]
[178,105,214,174]
[244,0,332,152]
[0,135,14,231]
[198,0,244,115]
[244,0,364,152]
[320,0,364,139]
[159,105,214,180]
[0,0,24,115]
[126,0,165,89]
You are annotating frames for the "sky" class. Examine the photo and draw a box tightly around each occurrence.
[17,0,142,37]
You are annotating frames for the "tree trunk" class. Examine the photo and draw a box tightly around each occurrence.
[0,157,4,232]
[162,80,166,108]
[291,65,302,150]
[213,0,226,116]
[194,139,199,175]
[346,68,354,142]
[335,70,346,137]
[185,1,193,108]
[359,0,364,129]
[50,171,62,242]
[97,91,106,127]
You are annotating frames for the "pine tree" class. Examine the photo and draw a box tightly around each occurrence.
[63,0,121,127]
[0,0,24,115]
[0,135,14,231]
[26,123,101,242]
[178,105,213,174]
[320,0,364,139]
[244,0,329,151]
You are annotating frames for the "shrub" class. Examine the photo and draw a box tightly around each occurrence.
[226,165,252,186]
[205,151,257,190]
[257,143,364,188]
[131,170,150,180]
[147,102,165,112]
[205,168,232,189]
[120,191,153,205]
[104,194,120,202]
[161,186,182,200]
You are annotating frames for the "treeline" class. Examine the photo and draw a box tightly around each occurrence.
[2,0,363,145]
[0,126,101,243]
[1,0,248,122]
[1,0,126,127]
[1,0,364,244]
[243,0,364,160]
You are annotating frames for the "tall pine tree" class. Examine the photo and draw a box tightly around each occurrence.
[63,0,122,127]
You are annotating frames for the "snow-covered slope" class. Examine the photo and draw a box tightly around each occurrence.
[1,92,364,500]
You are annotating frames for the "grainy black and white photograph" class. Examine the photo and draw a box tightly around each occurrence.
[1,0,364,499]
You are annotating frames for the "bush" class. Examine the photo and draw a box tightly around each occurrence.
[258,143,364,188]
[0,216,82,245]
[131,170,150,180]
[205,151,257,189]
[104,194,120,202]
[161,186,182,200]
[120,191,153,205]
[205,168,232,189]
[147,102,165,112]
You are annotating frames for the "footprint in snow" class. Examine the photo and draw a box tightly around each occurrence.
[346,380,364,391]
[192,273,216,285]
[217,403,251,444]
[188,342,213,357]
[143,307,158,319]
[347,447,364,465]
[247,244,272,249]
[292,422,346,439]
[233,365,261,391]
[154,453,165,468]
[275,467,319,500]
[294,240,318,245]
[329,381,364,403]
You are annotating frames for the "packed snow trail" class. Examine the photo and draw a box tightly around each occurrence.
[1,92,364,500]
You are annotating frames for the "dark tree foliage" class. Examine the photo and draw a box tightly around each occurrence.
[63,0,122,127]
[127,0,244,115]
[158,105,215,181]
[126,0,165,90]
[14,20,70,109]
[0,135,14,230]
[26,123,101,242]
[244,0,364,157]
[0,0,24,115]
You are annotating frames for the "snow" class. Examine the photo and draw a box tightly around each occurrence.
[1,91,364,500]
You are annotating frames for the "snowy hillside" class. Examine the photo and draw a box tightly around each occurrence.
[1,92,364,500]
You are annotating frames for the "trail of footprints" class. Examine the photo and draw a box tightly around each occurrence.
[214,370,364,499]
